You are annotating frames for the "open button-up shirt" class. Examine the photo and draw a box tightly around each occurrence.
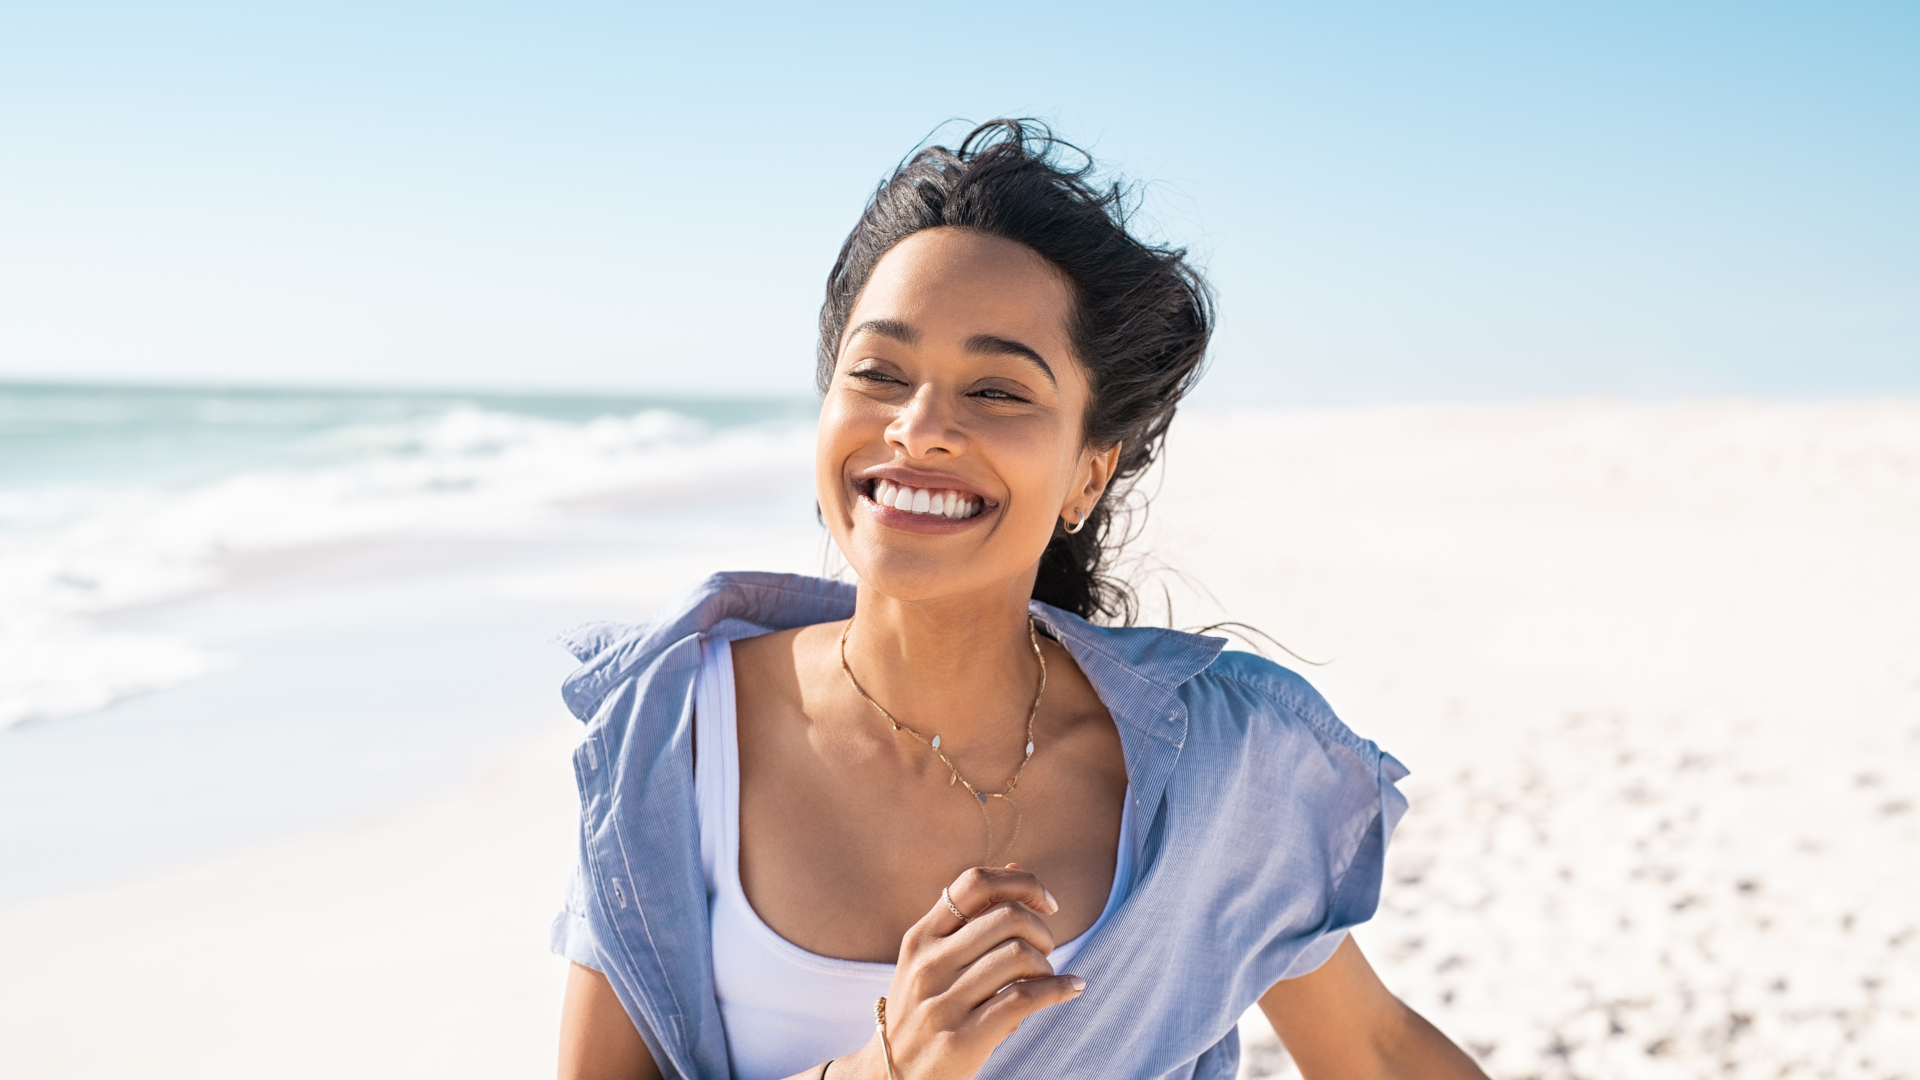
[552,572,1408,1080]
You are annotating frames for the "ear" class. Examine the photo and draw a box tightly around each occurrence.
[1063,442,1122,523]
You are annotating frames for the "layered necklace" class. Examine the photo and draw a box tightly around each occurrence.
[839,615,1048,866]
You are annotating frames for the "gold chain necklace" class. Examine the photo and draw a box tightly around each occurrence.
[839,614,1048,866]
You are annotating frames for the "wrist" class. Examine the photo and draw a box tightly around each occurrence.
[835,1040,888,1080]
[860,1037,910,1076]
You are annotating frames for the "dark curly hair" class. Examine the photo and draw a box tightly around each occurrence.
[817,119,1214,623]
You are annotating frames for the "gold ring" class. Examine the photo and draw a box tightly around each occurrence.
[942,886,970,923]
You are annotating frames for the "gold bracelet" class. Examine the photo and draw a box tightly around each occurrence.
[874,997,899,1080]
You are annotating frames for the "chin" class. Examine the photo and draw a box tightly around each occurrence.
[841,543,1005,605]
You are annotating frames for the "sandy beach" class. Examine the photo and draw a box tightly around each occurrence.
[1176,403,1920,1078]
[2,400,1915,1078]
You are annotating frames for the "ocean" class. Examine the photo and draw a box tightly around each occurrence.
[0,380,817,728]
[0,380,823,901]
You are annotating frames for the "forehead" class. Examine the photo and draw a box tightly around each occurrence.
[849,228,1077,351]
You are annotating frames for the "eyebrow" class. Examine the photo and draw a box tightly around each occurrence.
[845,318,919,346]
[964,333,1057,387]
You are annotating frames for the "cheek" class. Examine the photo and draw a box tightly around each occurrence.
[812,394,875,503]
[993,429,1081,523]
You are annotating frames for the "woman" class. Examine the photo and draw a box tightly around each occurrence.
[552,121,1487,1080]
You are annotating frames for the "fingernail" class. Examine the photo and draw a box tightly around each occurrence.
[1043,888,1060,913]
[1068,976,1087,993]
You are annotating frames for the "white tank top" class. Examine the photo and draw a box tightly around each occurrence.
[694,636,1133,1080]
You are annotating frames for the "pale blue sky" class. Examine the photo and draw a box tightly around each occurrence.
[1,2,1913,402]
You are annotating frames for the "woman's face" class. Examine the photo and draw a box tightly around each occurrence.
[817,226,1117,605]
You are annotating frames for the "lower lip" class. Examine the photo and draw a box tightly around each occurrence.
[858,488,994,534]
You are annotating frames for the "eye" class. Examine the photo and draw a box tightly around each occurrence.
[970,386,1031,403]
[847,364,904,385]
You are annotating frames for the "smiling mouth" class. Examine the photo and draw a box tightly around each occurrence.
[865,478,987,520]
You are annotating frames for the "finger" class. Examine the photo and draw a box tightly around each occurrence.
[898,866,1057,982]
[943,865,1060,925]
[933,882,973,934]
[900,897,1058,1006]
[965,973,1088,1041]
[943,937,1055,1011]
[946,898,1058,963]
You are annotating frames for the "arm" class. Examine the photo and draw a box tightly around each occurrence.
[559,962,662,1080]
[1259,935,1487,1080]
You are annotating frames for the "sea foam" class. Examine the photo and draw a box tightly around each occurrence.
[0,398,814,728]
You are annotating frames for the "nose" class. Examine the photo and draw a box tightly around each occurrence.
[885,384,963,460]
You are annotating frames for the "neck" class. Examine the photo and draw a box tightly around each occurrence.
[841,578,1043,753]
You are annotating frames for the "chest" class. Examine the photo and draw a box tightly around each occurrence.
[742,740,1127,962]
[715,646,1130,964]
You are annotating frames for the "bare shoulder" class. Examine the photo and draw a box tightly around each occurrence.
[728,624,802,672]
[730,621,848,724]
[728,627,802,713]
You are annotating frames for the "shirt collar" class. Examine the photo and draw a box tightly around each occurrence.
[562,571,1225,835]
[564,571,1222,706]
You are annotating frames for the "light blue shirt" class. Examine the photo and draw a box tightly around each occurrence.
[551,572,1408,1080]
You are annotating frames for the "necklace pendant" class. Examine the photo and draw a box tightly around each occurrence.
[977,791,988,803]
[931,734,941,749]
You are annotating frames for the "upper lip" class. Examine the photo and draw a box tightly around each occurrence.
[854,465,994,505]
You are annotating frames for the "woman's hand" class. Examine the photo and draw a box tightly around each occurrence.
[832,864,1086,1080]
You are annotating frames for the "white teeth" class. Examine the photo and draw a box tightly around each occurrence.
[870,480,984,519]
